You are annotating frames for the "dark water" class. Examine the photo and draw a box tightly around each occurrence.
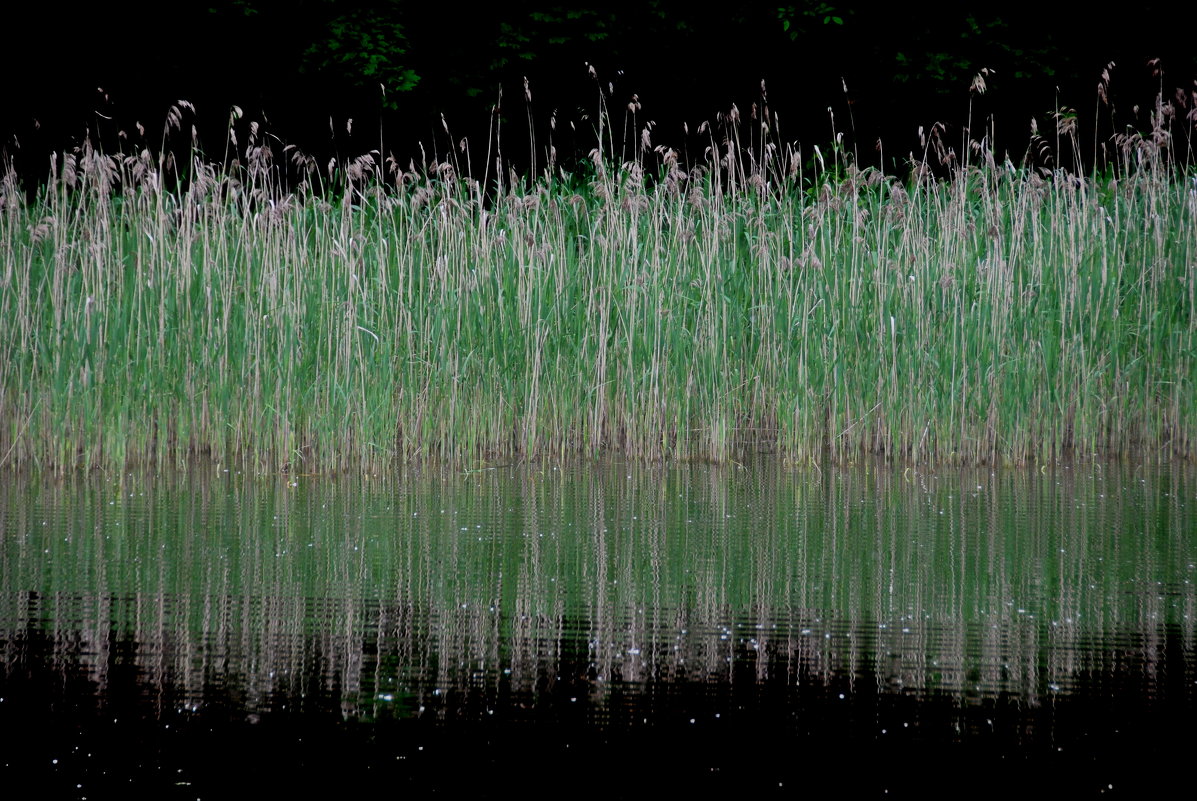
[1,462,1194,798]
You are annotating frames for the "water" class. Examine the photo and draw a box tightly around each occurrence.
[2,462,1194,798]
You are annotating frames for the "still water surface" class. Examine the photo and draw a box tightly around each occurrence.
[2,462,1194,797]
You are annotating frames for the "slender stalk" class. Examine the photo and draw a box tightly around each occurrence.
[1,86,1193,472]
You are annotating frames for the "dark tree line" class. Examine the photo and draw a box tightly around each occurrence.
[6,1,1195,186]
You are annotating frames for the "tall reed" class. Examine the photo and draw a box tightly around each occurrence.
[1,86,1193,472]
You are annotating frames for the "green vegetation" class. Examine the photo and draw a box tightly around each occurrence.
[1,95,1194,472]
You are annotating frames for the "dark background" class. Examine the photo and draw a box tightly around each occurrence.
[5,1,1196,187]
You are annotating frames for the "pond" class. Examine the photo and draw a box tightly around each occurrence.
[1,461,1193,797]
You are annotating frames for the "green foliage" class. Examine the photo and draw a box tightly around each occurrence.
[301,3,420,107]
[210,1,420,108]
[890,13,1058,91]
[496,7,614,68]
[777,3,847,40]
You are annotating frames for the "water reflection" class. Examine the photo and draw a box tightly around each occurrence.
[2,463,1194,796]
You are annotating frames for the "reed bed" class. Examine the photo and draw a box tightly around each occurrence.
[1,95,1194,471]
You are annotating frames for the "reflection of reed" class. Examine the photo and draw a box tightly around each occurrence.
[1,463,1193,727]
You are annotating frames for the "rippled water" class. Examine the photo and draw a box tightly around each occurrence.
[2,462,1194,797]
